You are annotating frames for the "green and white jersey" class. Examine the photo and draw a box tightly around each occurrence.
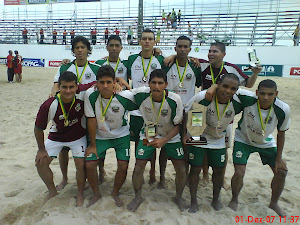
[185,89,243,149]
[84,88,137,140]
[125,53,165,116]
[235,89,290,148]
[95,59,128,81]
[165,61,201,107]
[54,61,99,84]
[132,86,183,143]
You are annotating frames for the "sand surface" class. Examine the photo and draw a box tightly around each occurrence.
[0,66,299,225]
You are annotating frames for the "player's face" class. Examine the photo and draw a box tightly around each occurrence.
[175,40,191,59]
[140,32,156,51]
[73,41,88,60]
[149,77,167,101]
[106,39,122,59]
[59,81,78,102]
[256,87,278,109]
[208,45,226,66]
[97,76,116,98]
[216,77,239,103]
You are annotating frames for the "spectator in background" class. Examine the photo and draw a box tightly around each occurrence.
[293,24,299,46]
[91,28,97,45]
[114,28,120,36]
[62,30,67,45]
[22,28,28,44]
[14,50,23,83]
[156,28,161,45]
[104,28,109,44]
[154,18,158,29]
[178,10,182,24]
[70,29,75,43]
[6,50,14,83]
[40,28,44,44]
[36,30,39,44]
[167,13,171,28]
[162,9,166,24]
[52,29,57,44]
[127,26,132,44]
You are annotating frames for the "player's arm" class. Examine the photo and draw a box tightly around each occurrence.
[34,126,50,166]
[116,77,130,90]
[61,59,71,65]
[85,117,98,159]
[245,66,262,88]
[275,130,288,172]
[50,83,59,97]
[148,124,181,148]
[181,111,190,144]
[164,55,200,68]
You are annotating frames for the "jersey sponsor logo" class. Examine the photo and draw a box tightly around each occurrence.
[106,119,114,123]
[138,149,144,155]
[75,103,81,112]
[248,112,255,120]
[161,109,168,116]
[145,107,152,113]
[169,74,177,79]
[236,151,243,158]
[290,67,300,76]
[151,63,157,69]
[69,118,78,126]
[189,153,194,160]
[134,65,142,70]
[59,115,65,120]
[225,110,233,118]
[205,74,212,80]
[85,73,91,79]
[207,108,215,115]
[49,61,61,67]
[112,106,120,113]
[246,124,262,136]
[186,73,192,80]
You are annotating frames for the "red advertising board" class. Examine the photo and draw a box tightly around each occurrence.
[290,67,300,76]
[49,61,61,67]
[4,0,20,5]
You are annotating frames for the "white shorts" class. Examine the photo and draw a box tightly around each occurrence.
[225,123,233,148]
[45,136,87,158]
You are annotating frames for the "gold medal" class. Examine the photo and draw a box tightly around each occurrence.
[64,120,69,126]
[142,77,147,82]
[100,116,105,122]
[217,121,222,128]
[179,82,183,88]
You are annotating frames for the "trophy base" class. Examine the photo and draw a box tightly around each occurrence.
[185,136,207,145]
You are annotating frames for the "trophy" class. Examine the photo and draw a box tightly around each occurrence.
[247,48,260,68]
[143,121,157,145]
[185,103,207,145]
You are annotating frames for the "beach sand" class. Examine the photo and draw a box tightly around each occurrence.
[0,66,299,225]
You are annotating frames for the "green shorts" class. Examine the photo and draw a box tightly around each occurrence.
[188,146,226,168]
[136,140,185,160]
[86,135,130,161]
[130,115,144,142]
[233,141,277,167]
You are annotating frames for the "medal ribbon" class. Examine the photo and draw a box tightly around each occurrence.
[141,55,153,81]
[57,93,76,125]
[215,95,230,124]
[106,58,120,72]
[75,60,88,83]
[257,100,273,133]
[150,90,166,123]
[210,61,224,84]
[176,59,188,85]
[99,94,113,120]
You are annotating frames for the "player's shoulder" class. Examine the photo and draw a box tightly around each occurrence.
[131,86,150,95]
[274,97,290,112]
[224,61,241,70]
[95,59,106,66]
[117,90,134,99]
[89,62,101,68]
[166,89,181,103]
[40,97,57,109]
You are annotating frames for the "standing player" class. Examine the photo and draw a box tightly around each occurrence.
[84,65,137,207]
[13,50,23,83]
[22,28,28,44]
[50,36,100,191]
[6,50,14,83]
[91,28,97,45]
[127,69,187,212]
[228,79,290,217]
[184,73,241,212]
[35,71,92,206]
[70,30,75,43]
[104,28,109,44]
[127,26,133,44]
[62,30,67,45]
[40,28,44,44]
[126,29,165,185]
[52,29,58,44]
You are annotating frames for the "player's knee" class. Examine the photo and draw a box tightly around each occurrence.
[276,168,287,179]
[234,165,246,178]
[85,161,97,171]
[117,160,129,171]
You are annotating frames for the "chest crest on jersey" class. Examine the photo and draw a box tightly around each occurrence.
[112,105,120,113]
[161,109,168,116]
[266,116,273,124]
[186,73,192,80]
[225,110,233,118]
[85,73,91,79]
[118,67,123,74]
[59,115,65,120]
[75,103,81,112]
[151,63,157,69]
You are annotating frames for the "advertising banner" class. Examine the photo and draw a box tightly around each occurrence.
[26,0,49,4]
[0,58,7,65]
[236,64,283,77]
[22,58,45,67]
[290,67,300,76]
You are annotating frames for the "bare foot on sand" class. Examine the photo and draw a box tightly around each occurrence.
[76,193,84,207]
[157,177,166,189]
[127,197,144,212]
[211,199,223,211]
[44,191,58,203]
[174,197,188,212]
[87,194,101,207]
[112,193,123,207]
[189,202,199,213]
[149,172,156,185]
[56,180,68,191]
[228,200,238,211]
[269,202,286,217]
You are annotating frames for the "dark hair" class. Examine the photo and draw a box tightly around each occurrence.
[258,79,277,91]
[176,35,192,46]
[211,42,226,53]
[58,71,78,85]
[219,73,240,86]
[107,35,122,46]
[141,28,155,41]
[8,50,12,54]
[96,65,115,81]
[149,69,167,83]
[14,50,18,54]
[71,36,92,56]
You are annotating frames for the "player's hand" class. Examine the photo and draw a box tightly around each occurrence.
[61,59,71,66]
[85,144,98,159]
[116,77,130,90]
[113,82,123,93]
[147,137,167,148]
[275,158,287,173]
[101,56,108,60]
[205,83,218,101]
[251,65,262,74]
[189,57,200,68]
[164,55,176,67]
[153,47,162,56]
[35,149,50,166]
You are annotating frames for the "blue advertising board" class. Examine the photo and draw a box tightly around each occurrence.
[236,64,283,77]
[22,58,45,67]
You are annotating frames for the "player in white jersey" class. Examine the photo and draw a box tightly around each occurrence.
[157,35,201,189]
[125,29,165,185]
[184,73,241,212]
[35,71,92,207]
[127,69,187,212]
[84,65,138,207]
[228,79,290,217]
